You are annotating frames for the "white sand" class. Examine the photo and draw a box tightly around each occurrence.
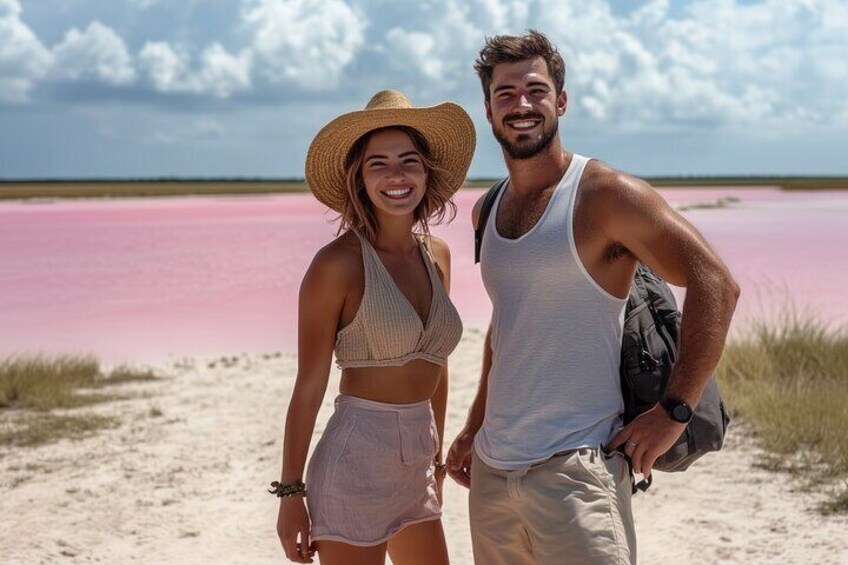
[2,328,847,564]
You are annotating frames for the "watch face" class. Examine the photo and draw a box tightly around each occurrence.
[672,404,692,422]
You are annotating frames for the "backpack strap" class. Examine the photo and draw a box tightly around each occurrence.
[474,178,509,264]
[624,265,660,494]
[631,264,651,303]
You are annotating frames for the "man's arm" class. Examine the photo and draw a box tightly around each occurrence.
[446,323,493,488]
[603,172,740,475]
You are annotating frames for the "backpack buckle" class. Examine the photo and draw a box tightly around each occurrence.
[639,350,658,372]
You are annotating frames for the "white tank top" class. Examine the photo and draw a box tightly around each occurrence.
[474,154,627,470]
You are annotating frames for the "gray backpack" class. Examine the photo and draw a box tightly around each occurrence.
[474,179,730,491]
[621,264,730,490]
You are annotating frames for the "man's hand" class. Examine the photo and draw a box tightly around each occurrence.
[608,404,687,477]
[446,429,475,488]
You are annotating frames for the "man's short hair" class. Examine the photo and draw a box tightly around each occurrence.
[474,30,566,101]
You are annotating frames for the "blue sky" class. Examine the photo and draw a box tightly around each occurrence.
[1,0,846,179]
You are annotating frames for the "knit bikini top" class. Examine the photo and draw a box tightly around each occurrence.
[334,230,463,369]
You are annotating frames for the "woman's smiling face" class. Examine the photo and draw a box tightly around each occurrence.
[360,128,428,220]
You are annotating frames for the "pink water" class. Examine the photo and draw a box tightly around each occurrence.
[1,187,846,364]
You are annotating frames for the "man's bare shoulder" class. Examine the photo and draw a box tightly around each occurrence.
[582,159,651,196]
[472,191,490,229]
[471,180,508,229]
[581,158,664,212]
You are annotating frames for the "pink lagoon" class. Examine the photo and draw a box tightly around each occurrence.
[1,187,846,364]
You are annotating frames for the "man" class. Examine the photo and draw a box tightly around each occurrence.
[446,30,740,564]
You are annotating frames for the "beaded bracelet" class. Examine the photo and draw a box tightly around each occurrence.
[268,480,307,498]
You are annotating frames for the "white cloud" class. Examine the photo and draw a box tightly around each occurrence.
[139,41,252,98]
[385,29,444,80]
[347,0,847,132]
[196,44,252,98]
[2,0,846,135]
[373,1,497,97]
[0,0,52,103]
[242,0,365,91]
[138,42,188,93]
[0,0,20,17]
[522,0,848,131]
[52,21,135,86]
[296,0,848,131]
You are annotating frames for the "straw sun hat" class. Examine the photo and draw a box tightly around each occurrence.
[305,90,476,212]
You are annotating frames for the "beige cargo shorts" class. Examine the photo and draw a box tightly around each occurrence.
[469,447,636,564]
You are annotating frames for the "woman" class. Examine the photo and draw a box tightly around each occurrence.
[274,90,475,564]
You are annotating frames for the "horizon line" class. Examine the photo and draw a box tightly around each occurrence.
[3,175,848,184]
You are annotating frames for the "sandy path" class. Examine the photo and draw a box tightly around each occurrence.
[2,329,846,564]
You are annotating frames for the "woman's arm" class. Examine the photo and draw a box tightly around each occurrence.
[277,245,352,563]
[281,247,349,483]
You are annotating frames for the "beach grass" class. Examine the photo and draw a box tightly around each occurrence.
[716,315,848,512]
[1,354,100,410]
[0,413,121,448]
[0,354,157,447]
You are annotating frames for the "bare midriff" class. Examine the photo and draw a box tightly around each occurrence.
[340,359,443,404]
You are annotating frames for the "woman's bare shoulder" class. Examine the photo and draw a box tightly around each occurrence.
[422,234,452,282]
[303,231,362,291]
[428,233,451,257]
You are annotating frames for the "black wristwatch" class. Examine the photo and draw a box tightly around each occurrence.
[661,397,694,424]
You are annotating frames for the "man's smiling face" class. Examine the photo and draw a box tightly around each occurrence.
[486,56,567,160]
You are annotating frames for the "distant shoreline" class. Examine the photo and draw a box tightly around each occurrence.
[1,177,846,200]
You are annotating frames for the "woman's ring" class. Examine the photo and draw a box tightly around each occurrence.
[625,439,638,449]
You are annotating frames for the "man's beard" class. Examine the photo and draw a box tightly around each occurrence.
[493,117,558,160]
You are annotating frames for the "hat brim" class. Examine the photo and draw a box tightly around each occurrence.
[305,102,476,212]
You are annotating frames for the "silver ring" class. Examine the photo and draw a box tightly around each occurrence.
[625,439,638,449]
